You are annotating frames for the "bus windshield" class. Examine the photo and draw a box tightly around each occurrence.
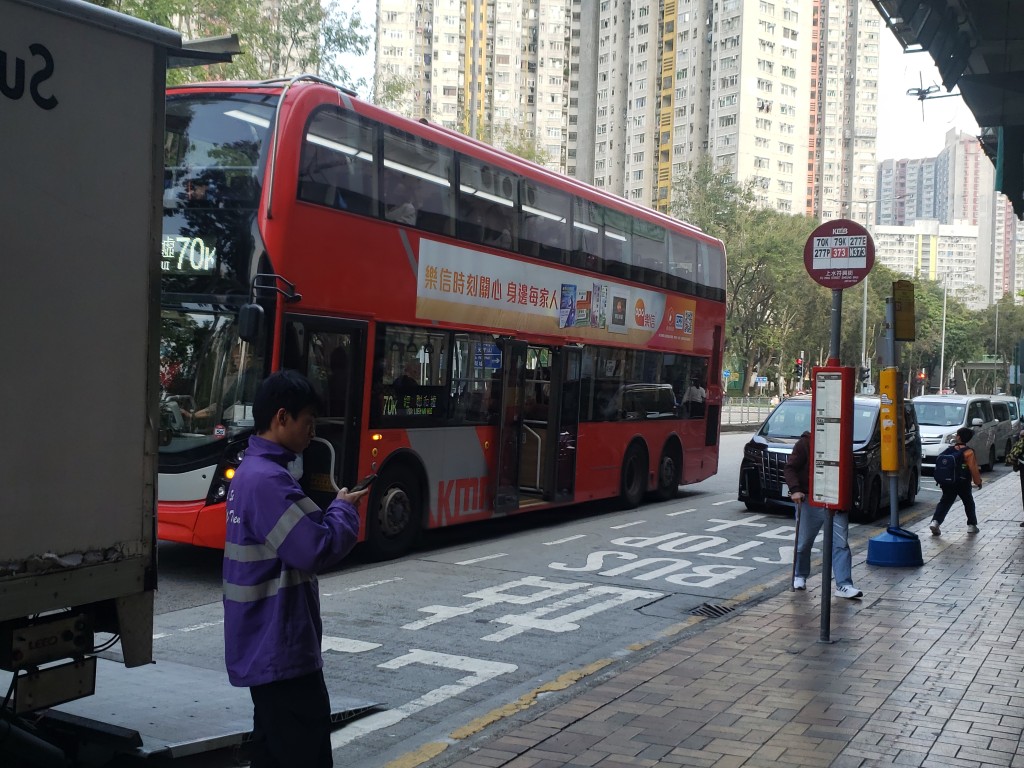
[161,93,277,295]
[158,309,264,453]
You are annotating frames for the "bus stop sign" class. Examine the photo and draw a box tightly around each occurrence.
[803,218,874,290]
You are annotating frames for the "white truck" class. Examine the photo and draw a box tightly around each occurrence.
[0,1,181,763]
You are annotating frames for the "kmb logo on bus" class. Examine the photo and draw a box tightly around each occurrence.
[436,476,492,523]
[633,298,656,329]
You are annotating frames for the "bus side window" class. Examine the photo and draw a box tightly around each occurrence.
[633,221,666,288]
[668,232,698,295]
[299,107,376,216]
[520,181,569,264]
[382,126,453,236]
[571,197,601,270]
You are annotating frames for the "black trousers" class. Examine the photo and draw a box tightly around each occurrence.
[932,479,977,526]
[248,670,332,768]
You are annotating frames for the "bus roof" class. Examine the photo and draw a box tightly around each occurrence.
[168,76,721,248]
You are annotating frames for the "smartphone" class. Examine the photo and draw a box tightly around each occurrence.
[350,473,377,492]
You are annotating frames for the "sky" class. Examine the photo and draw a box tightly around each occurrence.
[339,4,981,164]
[876,33,979,161]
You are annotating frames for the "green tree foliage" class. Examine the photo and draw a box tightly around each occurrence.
[488,123,551,166]
[89,0,369,87]
[673,156,819,395]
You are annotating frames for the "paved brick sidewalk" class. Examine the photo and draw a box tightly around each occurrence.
[445,474,1024,768]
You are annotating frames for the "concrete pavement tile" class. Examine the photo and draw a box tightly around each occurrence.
[956,745,1019,764]
[919,758,983,768]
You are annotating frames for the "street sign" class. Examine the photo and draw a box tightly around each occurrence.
[755,376,768,386]
[722,369,730,378]
[803,218,874,290]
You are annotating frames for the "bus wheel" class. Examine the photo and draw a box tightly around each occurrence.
[654,446,681,501]
[619,443,647,509]
[366,468,422,560]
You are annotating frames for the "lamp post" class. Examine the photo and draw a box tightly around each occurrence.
[939,277,948,394]
[827,197,881,390]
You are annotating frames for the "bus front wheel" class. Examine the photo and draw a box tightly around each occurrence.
[619,443,647,509]
[366,467,422,560]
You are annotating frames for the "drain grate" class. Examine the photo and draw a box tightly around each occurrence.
[689,602,735,618]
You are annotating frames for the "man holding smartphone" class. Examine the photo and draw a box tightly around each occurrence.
[223,370,369,768]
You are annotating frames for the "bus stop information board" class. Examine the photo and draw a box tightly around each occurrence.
[803,218,874,290]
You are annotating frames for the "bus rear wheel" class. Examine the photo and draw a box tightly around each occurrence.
[654,447,681,501]
[366,467,422,560]
[619,443,647,509]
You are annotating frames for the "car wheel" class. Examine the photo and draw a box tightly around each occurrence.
[899,468,918,508]
[856,478,881,522]
[619,443,647,509]
[743,500,764,511]
[365,465,423,560]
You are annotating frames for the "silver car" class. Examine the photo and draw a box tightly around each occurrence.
[912,394,998,472]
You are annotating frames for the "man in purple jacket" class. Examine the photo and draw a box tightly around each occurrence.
[223,370,368,768]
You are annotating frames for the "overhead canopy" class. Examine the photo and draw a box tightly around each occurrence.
[870,0,1024,217]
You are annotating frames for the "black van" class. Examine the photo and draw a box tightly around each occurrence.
[737,395,922,522]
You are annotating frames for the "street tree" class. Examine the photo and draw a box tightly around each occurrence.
[672,156,819,395]
[88,0,369,87]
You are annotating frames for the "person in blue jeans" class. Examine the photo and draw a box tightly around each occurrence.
[784,430,863,599]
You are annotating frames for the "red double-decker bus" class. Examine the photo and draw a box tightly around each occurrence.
[157,76,726,558]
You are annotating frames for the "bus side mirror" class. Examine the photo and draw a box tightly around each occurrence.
[238,303,264,343]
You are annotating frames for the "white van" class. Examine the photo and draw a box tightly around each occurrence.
[991,394,1021,457]
[912,394,998,472]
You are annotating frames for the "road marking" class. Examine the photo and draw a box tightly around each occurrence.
[323,577,405,597]
[454,553,508,565]
[330,650,517,749]
[609,520,645,529]
[544,534,587,545]
[711,500,734,506]
[322,637,381,653]
[666,508,696,516]
[153,620,223,640]
[347,577,404,592]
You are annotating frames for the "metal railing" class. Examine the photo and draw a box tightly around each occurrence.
[721,396,774,427]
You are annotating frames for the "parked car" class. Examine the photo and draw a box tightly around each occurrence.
[990,398,1016,461]
[991,394,1021,450]
[911,394,998,472]
[737,395,922,522]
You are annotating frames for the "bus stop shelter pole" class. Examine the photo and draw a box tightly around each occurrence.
[819,287,843,642]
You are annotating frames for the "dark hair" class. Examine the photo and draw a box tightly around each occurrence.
[253,370,321,433]
[956,427,974,444]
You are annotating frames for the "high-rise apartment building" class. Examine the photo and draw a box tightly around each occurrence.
[373,0,877,219]
[808,0,880,228]
[375,0,569,170]
[873,220,984,308]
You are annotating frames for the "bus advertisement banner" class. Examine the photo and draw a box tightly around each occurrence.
[416,239,697,352]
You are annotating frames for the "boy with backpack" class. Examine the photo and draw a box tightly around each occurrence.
[929,427,982,535]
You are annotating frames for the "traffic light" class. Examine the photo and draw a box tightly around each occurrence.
[795,357,804,380]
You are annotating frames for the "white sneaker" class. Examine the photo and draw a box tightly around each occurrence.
[793,577,806,590]
[967,525,979,534]
[929,521,941,536]
[835,585,864,599]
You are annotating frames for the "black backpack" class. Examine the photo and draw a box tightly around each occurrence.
[933,445,966,487]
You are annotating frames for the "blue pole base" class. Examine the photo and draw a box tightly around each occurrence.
[867,526,924,567]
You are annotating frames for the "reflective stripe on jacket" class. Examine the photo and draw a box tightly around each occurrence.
[223,435,360,688]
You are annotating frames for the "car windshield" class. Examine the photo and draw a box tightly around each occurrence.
[760,399,877,442]
[759,400,812,439]
[914,402,965,427]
